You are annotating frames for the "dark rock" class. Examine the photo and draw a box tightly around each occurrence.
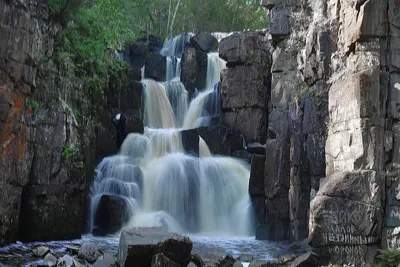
[222,108,267,144]
[219,32,271,66]
[32,245,50,257]
[221,65,268,109]
[268,4,290,38]
[255,223,269,240]
[151,253,180,267]
[65,245,80,255]
[96,111,118,160]
[126,36,164,70]
[94,195,131,235]
[250,155,266,225]
[246,143,266,155]
[249,155,266,197]
[197,126,243,156]
[190,33,219,53]
[190,254,205,267]
[181,44,207,98]
[145,53,166,81]
[126,116,144,135]
[78,242,102,263]
[215,255,235,267]
[181,129,200,156]
[118,227,192,267]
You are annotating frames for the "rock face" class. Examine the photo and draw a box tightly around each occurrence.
[219,32,271,144]
[0,0,142,245]
[258,0,400,265]
[118,227,192,267]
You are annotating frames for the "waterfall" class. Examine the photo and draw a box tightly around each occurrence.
[206,53,227,89]
[142,79,176,129]
[89,33,255,237]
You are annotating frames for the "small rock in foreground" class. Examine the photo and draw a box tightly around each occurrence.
[78,242,102,263]
[32,245,50,257]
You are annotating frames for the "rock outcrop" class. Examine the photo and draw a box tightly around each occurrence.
[257,0,400,265]
[118,227,193,267]
[0,0,142,245]
[219,32,271,144]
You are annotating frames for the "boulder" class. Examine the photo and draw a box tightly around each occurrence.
[181,129,200,157]
[93,195,131,236]
[190,34,219,53]
[118,227,192,267]
[145,53,167,82]
[43,253,57,267]
[78,242,102,263]
[190,254,205,267]
[181,44,207,98]
[151,253,180,267]
[309,171,384,265]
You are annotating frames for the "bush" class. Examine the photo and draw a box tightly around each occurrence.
[377,249,400,267]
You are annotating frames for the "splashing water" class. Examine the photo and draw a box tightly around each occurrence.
[89,33,255,237]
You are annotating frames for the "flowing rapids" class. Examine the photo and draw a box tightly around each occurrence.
[90,33,254,237]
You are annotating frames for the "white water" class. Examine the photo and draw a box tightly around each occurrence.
[90,33,254,237]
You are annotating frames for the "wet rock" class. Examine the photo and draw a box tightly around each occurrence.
[190,254,205,267]
[58,254,74,267]
[73,257,87,267]
[32,245,50,257]
[65,245,80,255]
[145,53,167,81]
[249,155,266,225]
[44,253,57,267]
[118,227,192,267]
[151,253,180,267]
[93,195,130,236]
[197,126,243,156]
[78,242,102,263]
[181,129,200,157]
[93,253,118,267]
[190,33,219,53]
[181,44,207,98]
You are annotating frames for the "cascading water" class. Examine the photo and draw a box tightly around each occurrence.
[90,33,254,237]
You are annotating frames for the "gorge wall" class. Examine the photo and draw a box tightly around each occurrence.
[0,0,143,245]
[243,0,400,265]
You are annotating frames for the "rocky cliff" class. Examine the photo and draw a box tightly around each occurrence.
[256,0,400,265]
[0,0,142,245]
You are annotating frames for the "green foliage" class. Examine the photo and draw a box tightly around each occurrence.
[377,249,400,267]
[165,0,267,36]
[62,144,76,159]
[49,0,83,24]
[26,99,40,109]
